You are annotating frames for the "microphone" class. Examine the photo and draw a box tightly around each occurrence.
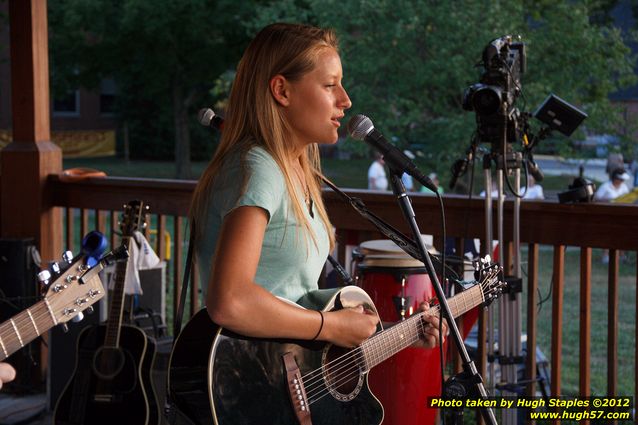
[526,153,544,183]
[198,108,224,131]
[449,158,469,190]
[347,114,438,193]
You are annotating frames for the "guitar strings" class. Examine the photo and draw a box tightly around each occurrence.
[301,272,500,405]
[301,311,425,395]
[306,319,427,405]
[304,271,500,404]
[0,275,104,355]
[0,303,58,355]
[304,315,426,404]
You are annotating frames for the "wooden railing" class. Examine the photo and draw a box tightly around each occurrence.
[48,174,638,423]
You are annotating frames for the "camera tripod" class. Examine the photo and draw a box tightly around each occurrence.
[482,148,524,425]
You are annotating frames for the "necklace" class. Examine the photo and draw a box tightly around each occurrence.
[292,164,314,218]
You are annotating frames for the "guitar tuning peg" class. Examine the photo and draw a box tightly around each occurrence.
[37,269,52,285]
[62,251,74,264]
[38,270,51,285]
[71,312,84,323]
[85,306,94,315]
[61,323,69,333]
[50,262,61,276]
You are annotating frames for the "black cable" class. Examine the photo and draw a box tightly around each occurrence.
[434,189,447,419]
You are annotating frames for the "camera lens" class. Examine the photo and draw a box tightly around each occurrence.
[473,86,502,115]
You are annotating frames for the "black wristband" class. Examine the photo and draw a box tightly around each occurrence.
[311,310,324,341]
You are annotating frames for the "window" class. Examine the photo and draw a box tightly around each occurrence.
[52,90,80,116]
[100,78,117,115]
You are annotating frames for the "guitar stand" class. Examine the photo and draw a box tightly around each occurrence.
[387,170,498,425]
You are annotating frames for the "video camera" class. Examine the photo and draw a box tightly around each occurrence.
[451,35,588,192]
[462,36,526,148]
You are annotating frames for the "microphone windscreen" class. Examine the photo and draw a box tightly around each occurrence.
[198,108,215,127]
[347,114,374,140]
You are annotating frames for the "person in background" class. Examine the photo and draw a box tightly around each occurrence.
[479,180,499,198]
[400,150,415,191]
[594,168,630,202]
[522,175,545,200]
[594,168,630,264]
[606,152,624,180]
[420,172,444,195]
[0,362,16,390]
[368,151,388,190]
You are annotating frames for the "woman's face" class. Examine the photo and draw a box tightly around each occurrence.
[282,48,352,150]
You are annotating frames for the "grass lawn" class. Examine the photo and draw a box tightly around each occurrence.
[526,246,636,398]
[63,156,578,195]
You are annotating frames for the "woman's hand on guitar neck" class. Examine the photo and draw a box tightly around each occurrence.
[321,305,378,348]
[0,362,16,390]
[413,301,448,349]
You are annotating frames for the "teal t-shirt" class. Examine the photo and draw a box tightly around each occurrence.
[195,146,329,302]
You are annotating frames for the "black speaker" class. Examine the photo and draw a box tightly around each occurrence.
[0,238,42,393]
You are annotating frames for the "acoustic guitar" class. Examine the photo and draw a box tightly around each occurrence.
[168,262,504,425]
[0,253,107,362]
[54,201,160,425]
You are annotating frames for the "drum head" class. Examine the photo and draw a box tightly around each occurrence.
[359,236,438,256]
[359,254,425,269]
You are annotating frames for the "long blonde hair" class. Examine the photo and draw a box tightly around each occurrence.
[190,23,337,250]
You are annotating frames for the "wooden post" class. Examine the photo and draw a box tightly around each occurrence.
[1,0,62,263]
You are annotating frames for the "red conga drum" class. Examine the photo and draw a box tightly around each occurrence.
[355,239,442,425]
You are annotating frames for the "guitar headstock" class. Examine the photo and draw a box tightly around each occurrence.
[119,200,149,238]
[473,256,506,307]
[42,255,106,325]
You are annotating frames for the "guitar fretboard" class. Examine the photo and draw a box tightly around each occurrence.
[0,301,56,361]
[360,284,484,370]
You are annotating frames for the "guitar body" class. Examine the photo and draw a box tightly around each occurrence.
[169,269,505,425]
[169,287,384,425]
[54,324,159,425]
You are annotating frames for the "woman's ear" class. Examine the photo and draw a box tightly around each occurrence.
[270,75,290,107]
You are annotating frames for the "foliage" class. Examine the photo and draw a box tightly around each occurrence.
[251,0,636,175]
[48,0,254,176]
[48,0,636,181]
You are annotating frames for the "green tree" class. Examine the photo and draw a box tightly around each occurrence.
[49,0,254,178]
[252,0,635,175]
[49,0,635,182]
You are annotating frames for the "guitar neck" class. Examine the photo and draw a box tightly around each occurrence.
[104,237,131,348]
[361,284,484,371]
[0,299,58,361]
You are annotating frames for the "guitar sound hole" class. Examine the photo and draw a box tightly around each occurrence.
[322,345,364,401]
[93,347,126,379]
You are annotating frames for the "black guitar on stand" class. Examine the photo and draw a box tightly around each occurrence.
[54,200,160,425]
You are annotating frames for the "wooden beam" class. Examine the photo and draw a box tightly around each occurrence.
[1,0,61,263]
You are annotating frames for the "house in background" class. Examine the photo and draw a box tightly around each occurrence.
[0,1,117,158]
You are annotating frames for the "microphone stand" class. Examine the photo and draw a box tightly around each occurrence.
[386,168,498,425]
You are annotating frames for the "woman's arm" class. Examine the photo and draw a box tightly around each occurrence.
[205,205,378,348]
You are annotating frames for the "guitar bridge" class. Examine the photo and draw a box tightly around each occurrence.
[282,352,312,425]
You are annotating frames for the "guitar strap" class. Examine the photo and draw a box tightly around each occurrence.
[165,221,195,423]
[173,222,195,339]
